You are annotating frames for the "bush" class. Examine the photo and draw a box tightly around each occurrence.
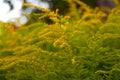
[0,1,120,80]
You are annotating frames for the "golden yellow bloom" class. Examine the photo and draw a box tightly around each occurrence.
[71,58,75,64]
[64,16,70,19]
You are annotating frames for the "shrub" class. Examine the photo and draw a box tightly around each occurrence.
[0,1,120,80]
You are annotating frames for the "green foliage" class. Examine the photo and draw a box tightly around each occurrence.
[0,1,120,80]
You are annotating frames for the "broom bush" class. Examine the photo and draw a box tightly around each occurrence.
[0,0,120,80]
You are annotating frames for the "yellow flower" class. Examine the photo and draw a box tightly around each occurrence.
[71,58,75,64]
[64,16,70,19]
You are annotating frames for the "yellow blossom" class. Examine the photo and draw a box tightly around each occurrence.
[71,58,75,64]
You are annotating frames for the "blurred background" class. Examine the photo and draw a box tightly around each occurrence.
[0,0,119,26]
